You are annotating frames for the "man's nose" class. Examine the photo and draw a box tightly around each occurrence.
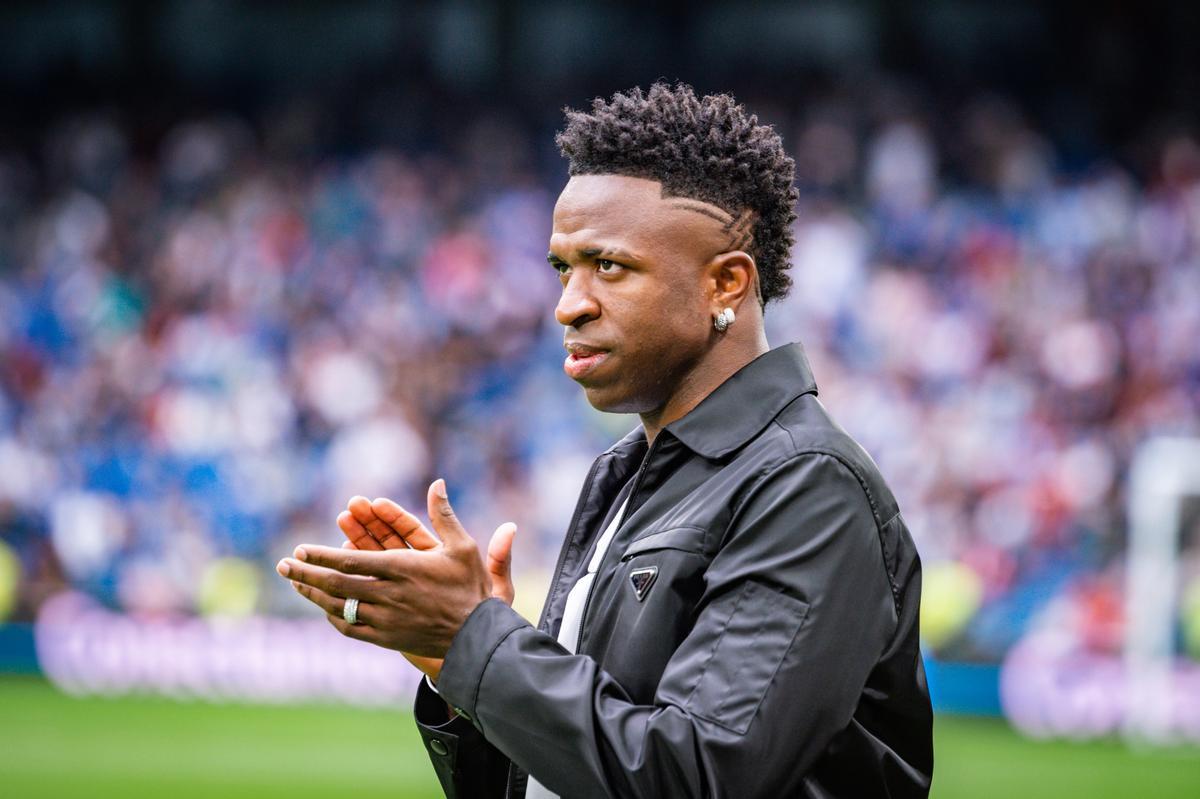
[555,271,600,328]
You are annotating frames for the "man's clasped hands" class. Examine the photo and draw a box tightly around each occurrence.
[275,479,518,683]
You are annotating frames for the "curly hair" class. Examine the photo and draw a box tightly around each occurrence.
[555,82,797,308]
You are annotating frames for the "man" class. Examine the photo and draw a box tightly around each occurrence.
[276,82,933,797]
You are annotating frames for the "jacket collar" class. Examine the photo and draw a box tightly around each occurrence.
[605,419,651,458]
[658,341,819,459]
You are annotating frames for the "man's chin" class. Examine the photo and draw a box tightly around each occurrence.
[581,384,645,415]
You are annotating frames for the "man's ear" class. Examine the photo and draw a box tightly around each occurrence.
[706,250,759,313]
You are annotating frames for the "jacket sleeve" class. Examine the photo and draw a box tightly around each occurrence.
[433,452,899,799]
[413,674,512,798]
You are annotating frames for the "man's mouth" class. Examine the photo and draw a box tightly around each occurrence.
[563,345,610,380]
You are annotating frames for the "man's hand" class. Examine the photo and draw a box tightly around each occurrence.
[335,494,447,682]
[276,479,518,660]
[339,493,517,606]
[327,493,516,682]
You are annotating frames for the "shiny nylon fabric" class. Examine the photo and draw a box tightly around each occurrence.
[414,342,934,798]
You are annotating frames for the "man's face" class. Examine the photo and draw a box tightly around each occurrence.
[549,174,738,415]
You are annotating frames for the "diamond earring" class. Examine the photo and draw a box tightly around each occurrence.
[713,307,735,332]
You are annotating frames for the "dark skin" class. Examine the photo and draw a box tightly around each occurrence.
[550,174,768,444]
[280,483,516,680]
[277,173,768,670]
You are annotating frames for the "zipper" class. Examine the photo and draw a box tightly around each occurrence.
[574,437,659,652]
[515,443,646,796]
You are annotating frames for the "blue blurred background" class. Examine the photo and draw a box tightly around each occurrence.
[0,2,1198,796]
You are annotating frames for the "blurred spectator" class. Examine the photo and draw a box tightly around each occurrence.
[1,81,1198,667]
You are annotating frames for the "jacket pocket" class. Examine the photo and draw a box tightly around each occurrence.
[683,580,811,735]
[620,525,711,560]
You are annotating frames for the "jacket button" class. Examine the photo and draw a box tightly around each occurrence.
[429,739,449,756]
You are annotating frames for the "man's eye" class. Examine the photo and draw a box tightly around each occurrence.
[552,261,570,275]
[596,259,623,274]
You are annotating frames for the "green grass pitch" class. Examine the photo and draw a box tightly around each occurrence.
[1,677,1197,797]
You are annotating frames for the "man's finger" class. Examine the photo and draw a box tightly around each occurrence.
[325,612,384,645]
[346,496,402,550]
[337,508,384,551]
[426,479,472,548]
[487,522,517,605]
[292,580,373,626]
[276,556,379,599]
[285,544,407,578]
[364,496,440,550]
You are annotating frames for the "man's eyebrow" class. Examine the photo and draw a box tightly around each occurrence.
[581,246,637,260]
[548,246,638,262]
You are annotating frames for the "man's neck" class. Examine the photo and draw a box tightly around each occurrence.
[639,333,769,447]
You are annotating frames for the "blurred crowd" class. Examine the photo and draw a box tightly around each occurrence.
[1,88,1198,663]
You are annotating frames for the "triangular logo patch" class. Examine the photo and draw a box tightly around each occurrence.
[629,566,658,602]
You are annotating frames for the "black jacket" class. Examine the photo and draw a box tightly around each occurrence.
[415,342,934,798]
